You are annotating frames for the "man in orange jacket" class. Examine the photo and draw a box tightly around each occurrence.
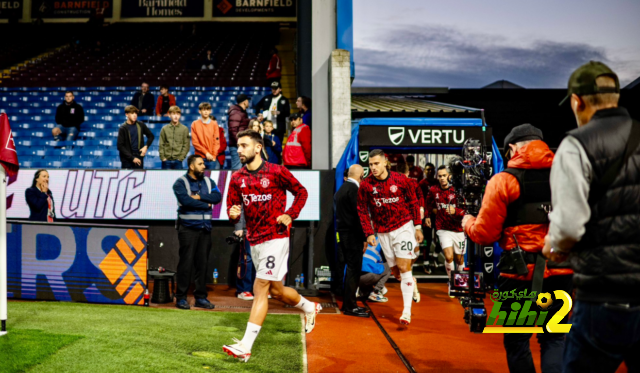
[462,124,572,373]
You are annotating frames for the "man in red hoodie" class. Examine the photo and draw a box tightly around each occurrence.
[463,124,573,373]
[283,113,311,169]
[266,48,281,85]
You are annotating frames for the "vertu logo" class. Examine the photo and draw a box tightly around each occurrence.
[388,127,405,146]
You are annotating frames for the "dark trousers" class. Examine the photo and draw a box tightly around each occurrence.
[563,300,640,373]
[338,231,364,310]
[122,157,144,169]
[498,274,573,373]
[176,225,212,300]
[162,160,183,169]
[359,263,391,296]
[236,238,255,294]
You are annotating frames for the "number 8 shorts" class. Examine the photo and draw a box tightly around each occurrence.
[252,237,289,281]
[377,221,418,268]
[436,230,467,255]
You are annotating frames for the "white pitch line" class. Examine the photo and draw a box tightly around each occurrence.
[300,314,308,373]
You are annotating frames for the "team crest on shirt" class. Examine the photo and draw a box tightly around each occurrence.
[435,193,439,199]
[390,185,398,193]
[449,194,455,201]
[372,187,378,194]
[260,178,270,188]
[240,179,247,188]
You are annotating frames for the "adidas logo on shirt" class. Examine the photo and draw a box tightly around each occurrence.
[266,270,273,275]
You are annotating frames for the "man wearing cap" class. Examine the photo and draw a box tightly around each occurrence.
[462,124,573,373]
[228,94,251,169]
[542,61,640,373]
[254,81,290,142]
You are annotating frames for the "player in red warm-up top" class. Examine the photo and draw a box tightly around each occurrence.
[223,130,321,363]
[425,165,467,297]
[357,149,423,325]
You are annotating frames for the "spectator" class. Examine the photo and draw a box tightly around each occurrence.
[234,208,255,301]
[130,82,155,117]
[201,50,215,70]
[266,48,281,84]
[159,106,190,170]
[360,243,391,303]
[283,113,311,169]
[262,120,282,165]
[254,81,290,141]
[334,164,369,317]
[53,91,84,141]
[542,62,640,373]
[249,119,268,161]
[117,106,155,169]
[296,96,312,128]
[192,102,225,170]
[228,94,250,169]
[172,155,222,310]
[156,85,176,117]
[406,155,423,181]
[25,169,55,222]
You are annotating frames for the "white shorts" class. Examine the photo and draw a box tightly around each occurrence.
[251,237,289,281]
[436,230,467,255]
[377,221,418,268]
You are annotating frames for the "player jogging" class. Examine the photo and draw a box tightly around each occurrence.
[223,130,321,362]
[357,149,423,325]
[398,161,424,303]
[425,165,467,297]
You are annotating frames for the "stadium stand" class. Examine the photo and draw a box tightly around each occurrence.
[2,86,269,169]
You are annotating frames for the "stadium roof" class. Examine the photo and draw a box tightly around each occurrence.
[351,96,479,113]
[625,76,640,90]
[482,80,525,89]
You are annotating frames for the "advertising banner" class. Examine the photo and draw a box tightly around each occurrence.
[7,170,320,221]
[359,125,492,148]
[0,1,22,19]
[31,0,113,18]
[214,0,296,18]
[7,222,148,305]
[121,0,204,18]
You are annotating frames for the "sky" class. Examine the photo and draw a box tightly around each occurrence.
[352,0,640,88]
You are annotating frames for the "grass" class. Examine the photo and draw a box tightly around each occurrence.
[1,301,304,372]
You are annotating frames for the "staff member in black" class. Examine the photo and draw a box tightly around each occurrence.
[334,164,369,317]
[172,155,222,310]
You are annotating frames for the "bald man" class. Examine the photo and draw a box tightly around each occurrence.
[334,165,370,317]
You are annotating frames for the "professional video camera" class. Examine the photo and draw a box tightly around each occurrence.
[447,137,493,333]
[226,234,243,245]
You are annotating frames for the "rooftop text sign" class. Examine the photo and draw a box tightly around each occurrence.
[121,0,204,18]
[359,125,492,148]
[214,0,296,17]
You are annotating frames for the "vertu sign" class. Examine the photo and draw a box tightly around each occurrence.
[359,125,491,148]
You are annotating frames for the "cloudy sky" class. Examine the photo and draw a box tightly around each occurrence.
[353,0,640,88]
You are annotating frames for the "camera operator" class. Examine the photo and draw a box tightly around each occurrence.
[233,208,255,301]
[425,165,466,296]
[542,62,640,373]
[462,124,573,373]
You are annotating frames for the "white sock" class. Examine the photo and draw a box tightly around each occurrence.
[445,261,455,279]
[240,322,261,350]
[400,272,414,315]
[457,263,465,271]
[294,296,315,313]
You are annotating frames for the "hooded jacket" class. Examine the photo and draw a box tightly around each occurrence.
[464,140,573,281]
[227,104,249,147]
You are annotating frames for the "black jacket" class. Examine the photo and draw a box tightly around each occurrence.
[254,93,290,137]
[117,121,155,162]
[130,91,156,116]
[55,101,85,128]
[334,180,366,242]
[568,107,640,303]
[25,186,55,222]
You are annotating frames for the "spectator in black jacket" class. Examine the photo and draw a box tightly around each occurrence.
[25,169,55,222]
[334,164,369,318]
[53,91,84,141]
[117,106,155,169]
[254,81,290,141]
[130,82,155,116]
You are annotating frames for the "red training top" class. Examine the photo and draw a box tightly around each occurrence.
[425,184,465,232]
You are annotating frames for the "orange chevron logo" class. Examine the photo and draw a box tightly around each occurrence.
[99,229,148,305]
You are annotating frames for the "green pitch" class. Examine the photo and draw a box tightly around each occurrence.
[0,302,304,373]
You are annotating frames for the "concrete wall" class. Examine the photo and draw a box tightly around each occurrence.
[311,0,336,170]
[330,49,352,167]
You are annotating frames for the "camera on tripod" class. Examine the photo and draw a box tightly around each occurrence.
[448,138,493,333]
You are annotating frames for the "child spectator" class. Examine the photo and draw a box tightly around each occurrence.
[159,106,190,169]
[117,106,155,169]
[191,102,225,170]
[262,120,282,165]
[156,85,176,116]
[283,113,311,169]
